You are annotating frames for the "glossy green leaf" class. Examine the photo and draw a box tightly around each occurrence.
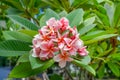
[81,30,104,40]
[81,29,117,40]
[107,62,120,77]
[0,40,31,56]
[113,3,120,27]
[66,8,84,27]
[17,53,29,62]
[72,59,96,76]
[1,0,23,11]
[7,15,39,30]
[19,30,38,37]
[97,48,113,57]
[85,34,118,44]
[3,31,32,42]
[100,42,107,50]
[40,9,60,27]
[94,10,110,26]
[97,63,105,78]
[29,54,54,69]
[79,24,96,35]
[84,16,95,26]
[59,10,67,17]
[111,53,120,61]
[9,60,54,78]
[104,3,114,26]
[96,46,104,54]
[81,55,91,65]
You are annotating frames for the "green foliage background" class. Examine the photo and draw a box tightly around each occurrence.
[0,0,120,79]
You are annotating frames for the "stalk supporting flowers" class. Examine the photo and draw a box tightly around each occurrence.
[32,17,88,68]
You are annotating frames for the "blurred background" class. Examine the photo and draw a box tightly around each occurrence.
[0,0,120,80]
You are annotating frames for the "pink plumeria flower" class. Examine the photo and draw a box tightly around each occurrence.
[32,17,89,68]
[32,47,41,57]
[39,41,58,58]
[60,17,70,31]
[54,51,73,68]
[64,37,83,55]
[77,46,89,56]
[46,18,62,32]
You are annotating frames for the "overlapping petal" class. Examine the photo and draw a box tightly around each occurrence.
[32,17,88,68]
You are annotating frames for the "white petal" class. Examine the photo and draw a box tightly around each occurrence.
[59,60,66,68]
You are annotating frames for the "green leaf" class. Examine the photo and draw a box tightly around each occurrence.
[97,63,105,78]
[59,10,67,17]
[85,65,96,76]
[107,62,120,77]
[0,40,31,56]
[113,3,120,27]
[7,15,39,30]
[66,8,84,27]
[111,53,120,61]
[40,9,60,27]
[50,74,62,80]
[98,48,113,57]
[100,42,107,50]
[81,30,104,40]
[9,60,54,78]
[1,0,24,11]
[19,30,38,37]
[79,24,96,35]
[81,29,117,40]
[94,10,110,27]
[29,54,54,69]
[81,55,91,65]
[17,53,29,62]
[3,31,32,42]
[96,46,104,54]
[85,34,118,44]
[84,16,95,26]
[104,3,114,26]
[72,59,96,75]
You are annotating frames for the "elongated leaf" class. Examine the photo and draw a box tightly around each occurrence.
[81,29,117,40]
[107,62,120,77]
[85,34,118,44]
[17,53,29,62]
[104,3,114,26]
[79,24,96,35]
[19,30,38,37]
[94,10,110,26]
[3,31,32,42]
[29,54,54,69]
[81,30,104,40]
[66,9,84,27]
[113,3,120,27]
[84,17,95,26]
[1,0,24,11]
[111,53,120,61]
[85,65,96,76]
[9,60,54,78]
[7,15,39,30]
[72,59,96,75]
[40,9,60,27]
[0,40,31,56]
[81,55,91,65]
[97,63,105,78]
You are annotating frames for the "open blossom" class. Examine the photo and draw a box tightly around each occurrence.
[53,51,73,68]
[32,17,89,68]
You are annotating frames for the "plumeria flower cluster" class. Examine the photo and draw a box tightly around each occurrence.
[32,17,88,68]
